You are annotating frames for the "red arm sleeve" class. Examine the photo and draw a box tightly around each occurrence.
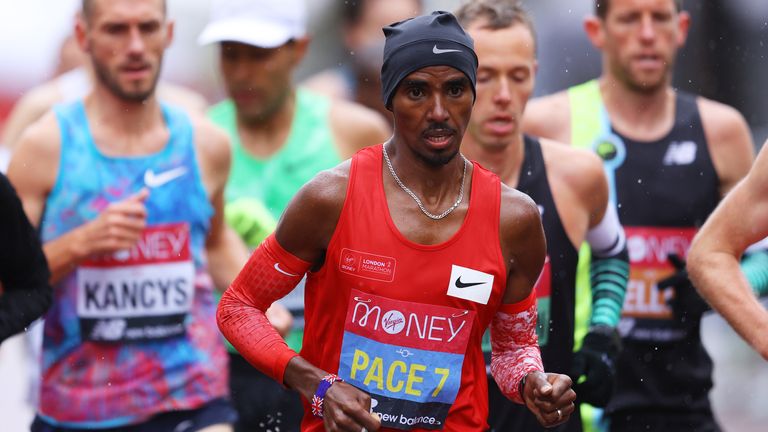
[490,290,545,404]
[217,234,311,384]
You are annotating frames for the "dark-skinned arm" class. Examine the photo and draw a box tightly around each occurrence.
[490,186,576,428]
[217,162,380,432]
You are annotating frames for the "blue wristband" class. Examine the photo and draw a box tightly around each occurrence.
[311,374,343,418]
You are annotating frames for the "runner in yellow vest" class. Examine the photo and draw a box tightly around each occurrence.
[524,1,755,431]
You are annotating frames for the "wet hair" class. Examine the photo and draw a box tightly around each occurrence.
[341,0,423,27]
[455,0,536,53]
[82,0,167,21]
[595,0,683,19]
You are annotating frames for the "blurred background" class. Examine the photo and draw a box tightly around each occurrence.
[0,0,766,430]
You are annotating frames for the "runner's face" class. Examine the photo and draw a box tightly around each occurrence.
[79,0,170,102]
[466,22,536,150]
[599,0,688,93]
[391,66,473,166]
[219,41,302,123]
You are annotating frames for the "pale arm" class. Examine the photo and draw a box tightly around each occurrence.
[8,113,150,284]
[330,100,392,159]
[688,142,768,360]
[700,98,755,197]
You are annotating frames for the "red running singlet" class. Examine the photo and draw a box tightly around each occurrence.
[300,145,508,431]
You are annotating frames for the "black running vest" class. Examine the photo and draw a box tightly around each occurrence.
[604,92,719,417]
[487,137,581,432]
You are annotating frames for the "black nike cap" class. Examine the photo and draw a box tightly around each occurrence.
[381,10,478,110]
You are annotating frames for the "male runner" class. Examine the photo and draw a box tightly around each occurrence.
[199,0,391,430]
[8,0,250,430]
[688,141,768,361]
[302,0,422,120]
[0,172,52,344]
[456,1,629,431]
[1,33,208,157]
[218,11,576,431]
[524,0,755,430]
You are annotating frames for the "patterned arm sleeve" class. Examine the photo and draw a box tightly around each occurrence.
[586,205,629,328]
[490,290,544,404]
[217,234,310,383]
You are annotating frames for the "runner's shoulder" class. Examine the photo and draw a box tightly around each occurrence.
[189,114,231,172]
[523,90,571,139]
[540,137,607,199]
[499,183,542,235]
[696,96,751,146]
[13,109,62,156]
[276,160,352,257]
[329,99,392,158]
[296,160,352,210]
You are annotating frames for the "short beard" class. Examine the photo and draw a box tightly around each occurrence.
[91,58,160,103]
[237,86,292,126]
[416,147,459,167]
[613,60,671,95]
[624,76,667,94]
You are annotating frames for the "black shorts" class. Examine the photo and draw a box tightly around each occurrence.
[228,352,304,432]
[31,398,237,432]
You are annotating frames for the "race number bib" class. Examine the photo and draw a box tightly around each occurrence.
[620,227,696,342]
[76,223,195,342]
[338,290,475,430]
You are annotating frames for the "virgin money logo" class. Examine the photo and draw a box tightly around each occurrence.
[381,310,406,335]
[624,227,695,266]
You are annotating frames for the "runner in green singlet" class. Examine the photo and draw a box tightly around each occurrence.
[199,1,391,430]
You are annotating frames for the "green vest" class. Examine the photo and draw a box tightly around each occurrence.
[568,79,612,432]
[210,89,342,221]
[208,89,342,352]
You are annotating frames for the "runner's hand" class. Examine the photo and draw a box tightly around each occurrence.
[523,371,576,428]
[322,381,381,431]
[657,253,710,327]
[79,189,149,257]
[570,325,621,407]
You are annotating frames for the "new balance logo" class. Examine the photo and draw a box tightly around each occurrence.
[90,318,127,341]
[144,166,188,188]
[662,141,697,166]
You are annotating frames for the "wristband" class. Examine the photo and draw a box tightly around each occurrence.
[311,374,343,418]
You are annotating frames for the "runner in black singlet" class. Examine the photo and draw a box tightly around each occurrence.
[457,2,630,431]
[524,1,756,430]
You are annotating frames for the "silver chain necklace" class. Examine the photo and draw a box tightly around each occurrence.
[382,144,468,220]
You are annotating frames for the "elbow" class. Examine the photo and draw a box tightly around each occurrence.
[216,286,235,339]
[685,248,707,291]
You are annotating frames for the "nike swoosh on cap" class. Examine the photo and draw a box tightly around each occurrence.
[433,44,462,55]
[455,276,485,289]
[144,166,188,188]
